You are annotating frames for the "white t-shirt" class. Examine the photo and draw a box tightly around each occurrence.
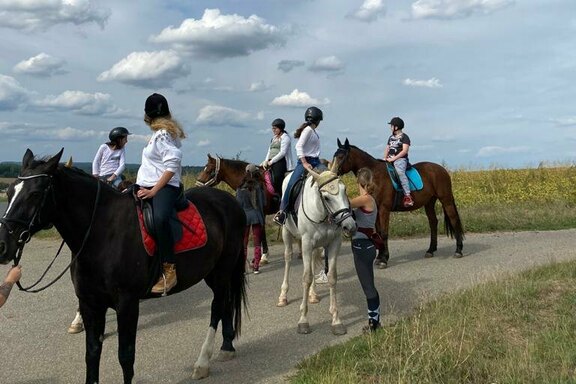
[136,129,182,188]
[295,126,320,159]
[92,144,126,177]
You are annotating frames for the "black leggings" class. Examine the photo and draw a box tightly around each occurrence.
[150,184,180,264]
[269,157,287,195]
[351,238,379,301]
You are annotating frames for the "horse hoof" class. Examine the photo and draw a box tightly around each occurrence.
[424,252,434,258]
[376,261,387,269]
[331,324,347,336]
[192,366,210,380]
[308,295,320,304]
[216,350,236,362]
[297,323,311,334]
[277,298,288,307]
[67,323,84,334]
[453,252,463,258]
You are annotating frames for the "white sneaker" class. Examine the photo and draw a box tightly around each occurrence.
[314,270,328,284]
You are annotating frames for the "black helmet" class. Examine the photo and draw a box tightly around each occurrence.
[145,93,170,118]
[388,117,404,130]
[271,118,285,130]
[109,127,131,141]
[305,106,323,124]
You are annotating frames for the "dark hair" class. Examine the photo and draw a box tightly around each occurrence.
[240,171,263,209]
[294,122,312,139]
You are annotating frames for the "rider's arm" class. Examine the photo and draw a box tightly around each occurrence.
[0,266,22,308]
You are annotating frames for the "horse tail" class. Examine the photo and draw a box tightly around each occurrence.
[230,243,248,337]
[443,203,465,240]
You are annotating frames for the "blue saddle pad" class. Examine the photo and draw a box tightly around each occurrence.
[386,163,423,192]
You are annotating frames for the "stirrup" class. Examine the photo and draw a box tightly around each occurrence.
[273,211,286,225]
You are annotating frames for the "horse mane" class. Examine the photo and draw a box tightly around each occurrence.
[347,144,386,164]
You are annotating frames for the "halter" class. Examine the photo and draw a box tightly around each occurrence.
[332,147,349,176]
[195,157,221,187]
[302,174,353,226]
[0,173,101,292]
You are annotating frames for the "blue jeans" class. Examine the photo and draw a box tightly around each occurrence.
[279,157,320,212]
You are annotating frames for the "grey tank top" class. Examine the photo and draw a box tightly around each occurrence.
[352,196,377,240]
[268,138,281,159]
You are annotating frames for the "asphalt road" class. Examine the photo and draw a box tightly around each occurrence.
[1,229,576,383]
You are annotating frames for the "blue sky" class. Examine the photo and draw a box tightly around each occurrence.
[0,0,575,169]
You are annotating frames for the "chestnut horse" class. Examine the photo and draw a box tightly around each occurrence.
[332,139,464,268]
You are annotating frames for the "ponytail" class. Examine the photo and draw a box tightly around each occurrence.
[294,122,311,139]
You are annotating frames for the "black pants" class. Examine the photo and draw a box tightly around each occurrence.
[269,157,287,195]
[351,238,379,301]
[150,184,180,264]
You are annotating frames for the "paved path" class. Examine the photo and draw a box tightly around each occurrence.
[1,229,575,383]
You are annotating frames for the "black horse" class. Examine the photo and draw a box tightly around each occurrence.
[0,149,247,383]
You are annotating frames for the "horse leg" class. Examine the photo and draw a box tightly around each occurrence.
[308,248,323,304]
[297,240,314,334]
[260,227,269,265]
[116,296,140,384]
[277,227,293,307]
[80,301,107,384]
[326,242,346,336]
[442,201,465,258]
[68,306,84,334]
[424,198,438,258]
[375,210,391,269]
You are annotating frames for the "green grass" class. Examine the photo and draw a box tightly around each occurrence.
[291,261,576,384]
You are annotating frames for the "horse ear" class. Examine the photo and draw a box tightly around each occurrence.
[207,154,213,159]
[22,148,34,169]
[65,156,73,168]
[45,148,64,172]
[345,138,349,147]
[337,138,342,148]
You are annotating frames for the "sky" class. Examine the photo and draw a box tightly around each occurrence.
[0,0,575,170]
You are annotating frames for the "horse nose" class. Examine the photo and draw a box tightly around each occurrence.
[0,240,6,259]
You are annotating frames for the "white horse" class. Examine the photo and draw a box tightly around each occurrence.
[277,168,357,335]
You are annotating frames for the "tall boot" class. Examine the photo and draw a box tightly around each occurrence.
[151,263,177,295]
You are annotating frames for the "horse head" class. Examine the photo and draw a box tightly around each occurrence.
[0,149,62,265]
[195,154,220,187]
[307,168,357,237]
[332,138,353,175]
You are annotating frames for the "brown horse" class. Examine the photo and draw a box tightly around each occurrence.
[195,154,279,260]
[332,139,464,268]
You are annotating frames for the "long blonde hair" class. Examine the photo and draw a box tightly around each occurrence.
[357,167,375,195]
[145,115,186,139]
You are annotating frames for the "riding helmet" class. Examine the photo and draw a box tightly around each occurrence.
[109,127,131,141]
[245,163,259,174]
[388,117,404,130]
[271,118,286,130]
[305,106,323,124]
[145,93,170,118]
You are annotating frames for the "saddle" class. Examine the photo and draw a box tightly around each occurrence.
[285,164,328,224]
[385,163,424,192]
[132,185,207,256]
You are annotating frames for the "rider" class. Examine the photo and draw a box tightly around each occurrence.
[137,93,186,294]
[0,265,22,308]
[261,118,294,196]
[383,117,414,208]
[349,168,381,332]
[92,127,131,188]
[273,106,323,225]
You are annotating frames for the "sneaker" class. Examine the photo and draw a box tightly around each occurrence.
[273,211,286,225]
[362,319,381,334]
[314,270,328,284]
[403,195,414,208]
[253,269,260,274]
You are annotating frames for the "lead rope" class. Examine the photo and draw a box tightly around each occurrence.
[16,181,101,293]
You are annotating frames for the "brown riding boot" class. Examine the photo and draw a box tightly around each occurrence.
[151,263,177,295]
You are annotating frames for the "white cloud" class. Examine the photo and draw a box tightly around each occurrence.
[551,116,576,126]
[278,60,305,73]
[0,0,110,31]
[270,89,330,107]
[248,81,269,92]
[97,50,189,88]
[195,105,254,127]
[0,74,30,110]
[197,139,211,147]
[403,77,443,88]
[150,8,287,60]
[0,121,98,141]
[348,0,386,22]
[31,90,124,116]
[308,56,344,73]
[412,0,514,20]
[13,53,67,77]
[476,145,530,157]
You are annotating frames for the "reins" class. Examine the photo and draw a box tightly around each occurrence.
[301,175,352,226]
[6,174,102,293]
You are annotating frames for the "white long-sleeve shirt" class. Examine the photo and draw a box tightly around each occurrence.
[92,144,126,177]
[136,129,182,188]
[295,126,320,159]
[264,132,294,171]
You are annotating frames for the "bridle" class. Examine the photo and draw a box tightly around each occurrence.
[302,174,353,226]
[332,147,350,176]
[195,157,221,187]
[0,173,101,292]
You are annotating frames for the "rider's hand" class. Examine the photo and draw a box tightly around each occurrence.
[107,175,117,182]
[5,265,22,284]
[137,188,156,199]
